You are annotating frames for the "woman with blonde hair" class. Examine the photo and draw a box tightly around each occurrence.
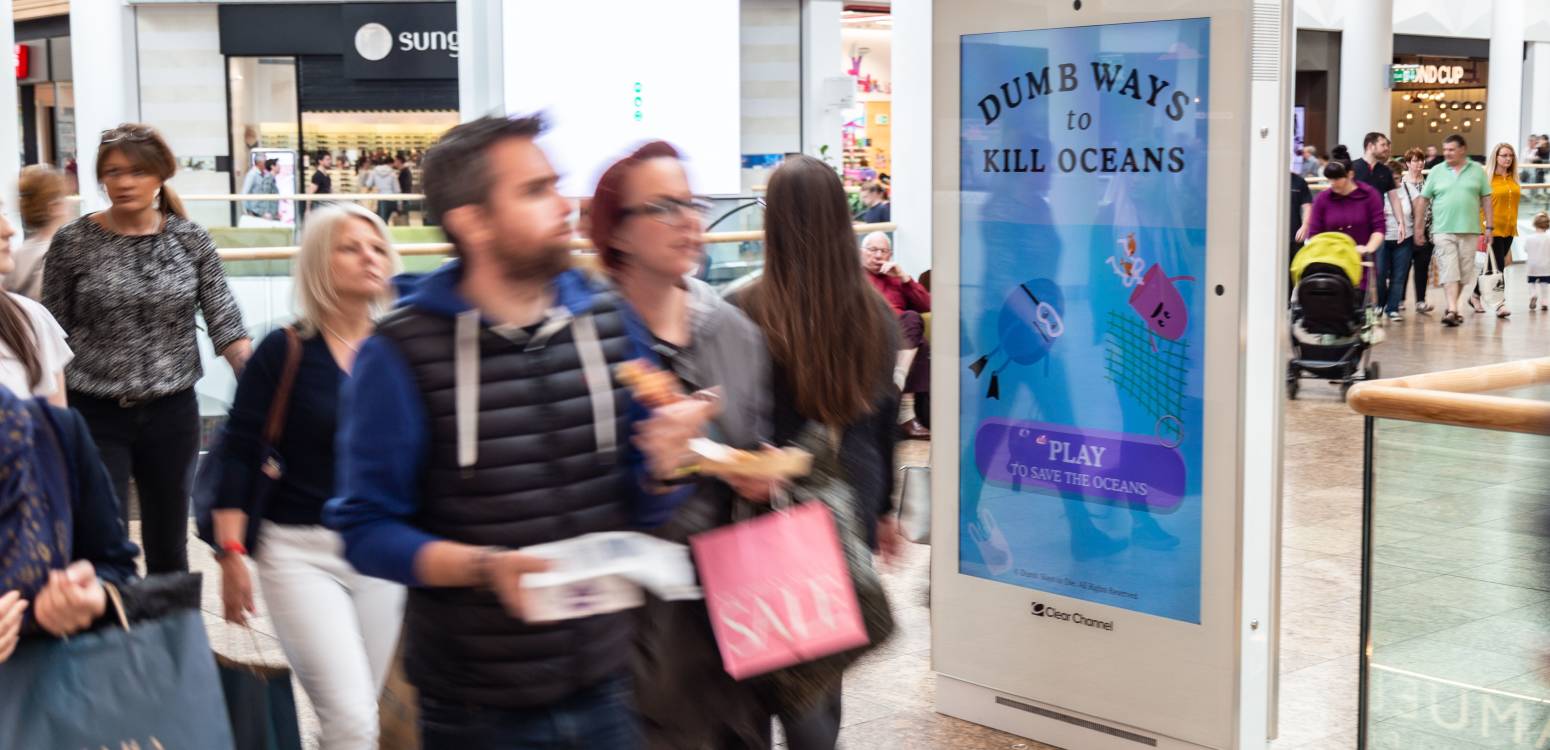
[1474,142,1520,317]
[212,202,405,750]
[43,124,251,574]
[6,165,70,300]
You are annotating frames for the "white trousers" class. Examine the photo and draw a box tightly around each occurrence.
[255,522,406,750]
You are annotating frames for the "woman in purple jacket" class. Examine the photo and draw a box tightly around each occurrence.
[1305,161,1385,286]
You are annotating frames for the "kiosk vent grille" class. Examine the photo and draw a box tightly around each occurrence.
[1252,2,1283,82]
[995,696,1159,746]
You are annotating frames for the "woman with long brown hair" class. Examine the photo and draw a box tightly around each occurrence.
[734,154,902,748]
[43,124,251,574]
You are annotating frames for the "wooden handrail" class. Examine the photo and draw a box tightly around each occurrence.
[1310,181,1550,192]
[1346,358,1550,436]
[215,222,900,261]
[65,193,425,203]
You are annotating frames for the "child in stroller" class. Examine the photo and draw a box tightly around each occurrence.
[1288,232,1382,400]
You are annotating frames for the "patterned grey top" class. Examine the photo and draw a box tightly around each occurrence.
[41,213,247,400]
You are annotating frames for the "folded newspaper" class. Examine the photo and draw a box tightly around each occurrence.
[517,532,702,623]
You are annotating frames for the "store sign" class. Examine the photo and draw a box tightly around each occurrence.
[1391,63,1466,86]
[1390,59,1484,90]
[959,18,1210,624]
[341,3,458,80]
[14,44,27,79]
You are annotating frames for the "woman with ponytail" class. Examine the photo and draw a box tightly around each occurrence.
[43,123,251,575]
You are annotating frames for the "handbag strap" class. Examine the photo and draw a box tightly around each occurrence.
[262,327,304,446]
[103,582,129,631]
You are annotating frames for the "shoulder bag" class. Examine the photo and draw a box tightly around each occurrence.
[194,326,304,553]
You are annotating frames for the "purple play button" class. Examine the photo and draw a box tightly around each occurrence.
[973,418,1186,511]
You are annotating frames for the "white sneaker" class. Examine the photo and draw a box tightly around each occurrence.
[1387,311,1402,322]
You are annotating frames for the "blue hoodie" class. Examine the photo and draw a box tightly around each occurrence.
[323,261,684,586]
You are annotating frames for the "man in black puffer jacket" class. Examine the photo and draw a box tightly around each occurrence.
[325,115,706,749]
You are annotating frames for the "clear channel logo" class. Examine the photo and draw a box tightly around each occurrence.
[1030,601,1114,631]
[354,23,461,62]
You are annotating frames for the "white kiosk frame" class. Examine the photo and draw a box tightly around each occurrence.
[929,2,1292,749]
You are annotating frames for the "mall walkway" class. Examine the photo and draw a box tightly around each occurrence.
[170,272,1548,750]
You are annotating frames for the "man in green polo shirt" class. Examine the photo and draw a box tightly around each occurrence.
[1415,134,1493,327]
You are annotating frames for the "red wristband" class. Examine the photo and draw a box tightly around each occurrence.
[221,540,247,558]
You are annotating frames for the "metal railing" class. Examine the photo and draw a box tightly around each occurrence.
[213,222,899,261]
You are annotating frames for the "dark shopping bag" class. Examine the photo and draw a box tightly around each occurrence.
[0,574,236,749]
[216,647,304,750]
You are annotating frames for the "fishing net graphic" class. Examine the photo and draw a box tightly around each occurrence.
[1103,310,1189,447]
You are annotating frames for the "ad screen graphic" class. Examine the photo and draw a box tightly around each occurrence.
[502,1,741,197]
[958,19,1211,623]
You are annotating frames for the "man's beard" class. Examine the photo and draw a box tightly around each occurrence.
[495,241,572,283]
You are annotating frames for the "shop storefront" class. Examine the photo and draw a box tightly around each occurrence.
[13,14,72,176]
[841,7,891,188]
[218,2,457,204]
[1389,55,1487,156]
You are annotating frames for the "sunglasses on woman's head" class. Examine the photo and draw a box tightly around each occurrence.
[100,127,157,145]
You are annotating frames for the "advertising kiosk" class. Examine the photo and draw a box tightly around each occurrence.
[930,2,1292,748]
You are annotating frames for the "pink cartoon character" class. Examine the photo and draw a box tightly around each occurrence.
[1128,264,1195,349]
[1105,233,1147,287]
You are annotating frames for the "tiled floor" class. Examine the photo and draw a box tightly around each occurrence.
[159,271,1550,749]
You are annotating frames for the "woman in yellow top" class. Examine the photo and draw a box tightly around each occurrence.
[1475,142,1520,317]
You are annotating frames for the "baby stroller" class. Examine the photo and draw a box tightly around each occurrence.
[1287,232,1382,400]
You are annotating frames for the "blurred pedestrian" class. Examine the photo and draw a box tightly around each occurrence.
[395,153,416,224]
[42,123,251,574]
[1299,145,1323,179]
[855,180,890,224]
[212,204,405,750]
[1525,212,1550,310]
[308,151,335,196]
[1414,134,1493,327]
[6,166,70,300]
[1472,142,1519,318]
[324,115,707,750]
[732,154,902,749]
[363,158,399,224]
[1398,148,1433,314]
[0,202,70,406]
[590,140,774,749]
[1305,161,1384,273]
[0,384,141,658]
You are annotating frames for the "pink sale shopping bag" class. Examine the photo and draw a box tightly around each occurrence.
[691,501,870,680]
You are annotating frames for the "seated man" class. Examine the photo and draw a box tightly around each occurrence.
[860,231,930,439]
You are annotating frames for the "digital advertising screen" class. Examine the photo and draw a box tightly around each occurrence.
[502,1,742,197]
[957,18,1211,624]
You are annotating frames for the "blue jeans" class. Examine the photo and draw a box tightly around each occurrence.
[1377,238,1415,314]
[419,675,642,750]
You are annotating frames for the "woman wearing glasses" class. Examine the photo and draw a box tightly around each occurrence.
[42,124,251,574]
[589,141,775,748]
